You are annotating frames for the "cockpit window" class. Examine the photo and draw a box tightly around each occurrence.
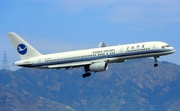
[161,45,170,48]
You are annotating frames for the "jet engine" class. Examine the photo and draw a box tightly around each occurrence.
[84,62,108,72]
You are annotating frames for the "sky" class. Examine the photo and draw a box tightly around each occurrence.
[0,0,180,70]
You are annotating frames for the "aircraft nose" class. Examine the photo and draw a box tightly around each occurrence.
[170,46,176,53]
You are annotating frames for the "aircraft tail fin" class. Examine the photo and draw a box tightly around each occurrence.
[7,32,42,60]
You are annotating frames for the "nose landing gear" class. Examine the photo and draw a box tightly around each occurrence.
[154,56,159,67]
[154,63,158,67]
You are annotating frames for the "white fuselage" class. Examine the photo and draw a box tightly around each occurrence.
[7,32,175,77]
[14,41,175,70]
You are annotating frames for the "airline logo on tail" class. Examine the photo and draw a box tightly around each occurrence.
[17,44,27,55]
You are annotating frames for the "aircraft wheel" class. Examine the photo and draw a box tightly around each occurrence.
[154,56,159,67]
[82,72,91,78]
[154,63,158,67]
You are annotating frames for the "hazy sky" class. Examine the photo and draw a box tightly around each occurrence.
[0,0,180,70]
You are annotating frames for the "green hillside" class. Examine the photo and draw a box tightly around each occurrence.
[0,59,180,111]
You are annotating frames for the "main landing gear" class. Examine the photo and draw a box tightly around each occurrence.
[154,56,159,67]
[82,72,91,78]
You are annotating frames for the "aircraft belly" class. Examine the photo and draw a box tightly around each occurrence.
[107,58,125,63]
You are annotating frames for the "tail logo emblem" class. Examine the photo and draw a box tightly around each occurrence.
[17,44,27,55]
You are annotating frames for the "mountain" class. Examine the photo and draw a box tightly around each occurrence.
[0,59,180,111]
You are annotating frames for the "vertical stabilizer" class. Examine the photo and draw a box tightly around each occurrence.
[7,32,42,60]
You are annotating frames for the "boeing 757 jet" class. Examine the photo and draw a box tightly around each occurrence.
[7,32,175,78]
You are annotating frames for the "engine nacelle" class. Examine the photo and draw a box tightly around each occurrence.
[84,62,108,72]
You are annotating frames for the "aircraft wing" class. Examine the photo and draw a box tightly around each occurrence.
[98,42,108,48]
[47,61,92,69]
[47,58,109,69]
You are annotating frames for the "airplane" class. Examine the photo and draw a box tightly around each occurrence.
[7,32,176,78]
